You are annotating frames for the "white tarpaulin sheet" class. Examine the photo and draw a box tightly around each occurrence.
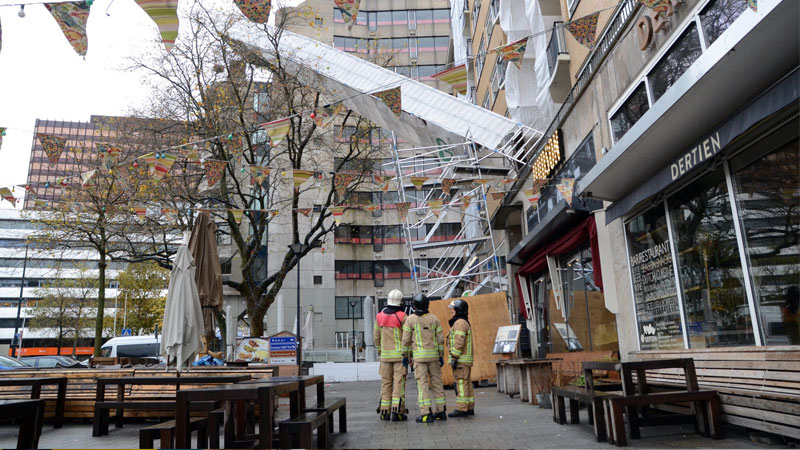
[227,23,523,150]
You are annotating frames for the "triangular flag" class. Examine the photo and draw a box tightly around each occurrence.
[462,195,472,209]
[132,206,147,222]
[296,208,312,217]
[410,176,427,190]
[441,178,456,196]
[269,210,279,217]
[333,0,361,30]
[747,0,757,11]
[34,199,48,207]
[566,12,600,49]
[496,37,528,68]
[55,176,70,186]
[428,199,443,217]
[0,187,14,205]
[204,160,227,187]
[372,87,401,118]
[38,134,67,165]
[233,0,271,24]
[162,208,178,225]
[637,0,671,12]
[80,170,97,187]
[523,188,541,209]
[557,178,576,206]
[225,134,243,156]
[148,152,178,180]
[135,0,179,51]
[396,202,410,222]
[249,165,271,185]
[532,178,548,192]
[491,192,506,201]
[45,1,90,56]
[329,206,345,225]
[0,128,6,152]
[68,202,83,214]
[97,144,122,170]
[374,175,392,192]
[185,145,200,162]
[432,64,467,95]
[472,179,489,187]
[292,169,313,190]
[260,118,291,147]
[313,103,343,128]
[363,203,380,212]
[334,173,355,199]
[229,209,244,224]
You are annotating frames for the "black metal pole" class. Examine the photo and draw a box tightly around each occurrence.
[11,244,28,358]
[296,255,302,374]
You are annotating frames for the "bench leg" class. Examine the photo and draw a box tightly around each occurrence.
[139,430,154,449]
[209,412,222,449]
[569,399,580,424]
[160,427,174,449]
[279,424,291,449]
[197,425,208,449]
[339,406,347,433]
[553,393,566,425]
[591,399,607,443]
[609,400,626,447]
[587,401,594,426]
[92,408,103,437]
[299,424,313,449]
[317,421,329,449]
[708,397,723,439]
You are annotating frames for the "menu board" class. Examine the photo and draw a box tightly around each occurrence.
[492,325,521,354]
[629,238,684,350]
[235,338,270,362]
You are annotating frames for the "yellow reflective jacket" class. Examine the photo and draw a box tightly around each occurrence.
[373,309,407,362]
[447,318,473,366]
[401,313,444,362]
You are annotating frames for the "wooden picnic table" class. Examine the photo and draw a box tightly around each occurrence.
[93,374,250,436]
[0,399,45,449]
[241,374,324,411]
[0,376,67,428]
[491,359,557,404]
[175,380,301,448]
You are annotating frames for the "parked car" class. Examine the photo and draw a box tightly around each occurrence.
[22,355,88,368]
[0,355,30,370]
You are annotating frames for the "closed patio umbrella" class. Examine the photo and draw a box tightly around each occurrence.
[302,307,314,350]
[188,212,223,347]
[161,246,205,371]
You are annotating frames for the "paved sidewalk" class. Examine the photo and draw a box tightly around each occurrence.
[0,378,788,449]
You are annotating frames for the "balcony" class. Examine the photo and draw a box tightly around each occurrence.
[538,0,562,17]
[546,22,570,102]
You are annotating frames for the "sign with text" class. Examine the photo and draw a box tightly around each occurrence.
[492,325,521,354]
[269,336,297,365]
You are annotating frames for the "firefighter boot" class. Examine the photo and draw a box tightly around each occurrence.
[391,412,407,422]
[434,408,448,421]
[379,412,391,421]
[448,409,469,418]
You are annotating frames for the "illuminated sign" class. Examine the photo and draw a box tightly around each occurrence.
[531,130,562,180]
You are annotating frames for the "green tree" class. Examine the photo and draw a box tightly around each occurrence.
[107,262,169,336]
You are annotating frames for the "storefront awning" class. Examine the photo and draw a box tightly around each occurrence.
[576,0,799,203]
[508,201,589,266]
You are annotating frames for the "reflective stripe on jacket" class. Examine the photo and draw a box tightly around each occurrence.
[447,318,473,366]
[373,310,407,362]
[401,313,444,362]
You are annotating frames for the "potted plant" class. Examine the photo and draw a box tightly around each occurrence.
[530,366,557,409]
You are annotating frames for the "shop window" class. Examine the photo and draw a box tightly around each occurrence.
[626,206,685,350]
[335,296,364,319]
[668,167,754,348]
[647,23,702,103]
[731,138,800,345]
[610,82,649,143]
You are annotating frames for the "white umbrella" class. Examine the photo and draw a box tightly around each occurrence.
[363,297,377,362]
[161,246,205,371]
[302,308,314,350]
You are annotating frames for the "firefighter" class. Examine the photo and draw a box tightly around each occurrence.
[402,294,447,423]
[447,299,474,417]
[374,289,409,421]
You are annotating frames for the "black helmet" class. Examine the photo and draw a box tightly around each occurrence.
[412,294,429,313]
[448,299,468,316]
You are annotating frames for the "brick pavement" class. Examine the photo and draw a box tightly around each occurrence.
[0,378,786,449]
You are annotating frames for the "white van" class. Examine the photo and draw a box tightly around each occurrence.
[100,335,163,362]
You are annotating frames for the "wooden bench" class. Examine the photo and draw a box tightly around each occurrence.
[604,390,722,447]
[0,399,44,450]
[306,397,346,434]
[279,411,329,449]
[139,417,208,449]
[93,400,176,437]
[551,385,619,442]
[631,346,800,440]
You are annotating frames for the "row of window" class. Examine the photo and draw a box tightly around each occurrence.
[334,223,462,244]
[0,278,119,288]
[332,36,450,56]
[335,258,464,281]
[333,9,450,31]
[0,259,128,270]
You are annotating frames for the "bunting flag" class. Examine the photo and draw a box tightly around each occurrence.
[372,87,401,118]
[229,209,244,224]
[38,134,67,165]
[747,0,757,11]
[462,194,472,209]
[249,165,270,186]
[203,160,227,187]
[523,188,540,209]
[333,0,361,30]
[491,192,506,201]
[55,176,70,186]
[44,1,90,56]
[143,152,178,180]
[260,118,291,147]
[68,202,83,214]
[132,206,147,222]
[233,0,272,24]
[637,0,671,12]
[472,179,490,187]
[566,12,600,48]
[80,170,97,187]
[329,206,345,225]
[497,37,528,68]
[410,176,427,190]
[296,208,312,217]
[135,0,179,51]
[374,175,392,192]
[185,145,200,162]
[225,134,243,156]
[97,144,122,170]
[432,64,468,95]
[0,187,13,205]
[334,173,355,199]
[532,178,548,192]
[501,178,517,186]
[557,178,576,206]
[269,210,279,217]
[292,169,313,190]
[362,203,380,212]
[0,128,5,152]
[428,199,443,217]
[396,202,410,222]
[441,178,456,196]
[162,208,178,225]
[313,103,343,128]
[34,199,49,207]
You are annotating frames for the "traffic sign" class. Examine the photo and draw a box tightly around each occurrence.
[121,328,132,336]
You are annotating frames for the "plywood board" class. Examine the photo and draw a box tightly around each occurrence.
[429,292,510,385]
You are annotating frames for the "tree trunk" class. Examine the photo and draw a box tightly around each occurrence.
[249,301,263,337]
[57,323,63,356]
[94,247,107,357]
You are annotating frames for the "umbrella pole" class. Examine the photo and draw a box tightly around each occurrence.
[165,355,170,373]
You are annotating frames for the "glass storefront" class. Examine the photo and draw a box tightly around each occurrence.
[626,133,800,349]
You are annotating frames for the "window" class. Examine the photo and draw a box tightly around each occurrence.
[647,23,702,103]
[700,0,747,47]
[482,90,491,110]
[117,343,159,358]
[368,11,377,31]
[417,37,435,52]
[610,82,650,143]
[416,9,433,25]
[433,9,450,23]
[471,0,481,33]
[475,36,486,78]
[377,11,392,26]
[434,36,449,50]
[333,36,345,50]
[333,8,343,23]
[313,275,322,285]
[392,10,407,25]
[393,38,408,52]
[314,16,323,26]
[335,296,364,319]
[356,12,367,26]
[220,259,232,275]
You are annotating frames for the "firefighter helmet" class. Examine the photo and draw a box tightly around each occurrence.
[448,299,469,316]
[412,294,429,313]
[387,289,403,307]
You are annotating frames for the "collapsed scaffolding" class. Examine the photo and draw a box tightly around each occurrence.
[228,23,545,297]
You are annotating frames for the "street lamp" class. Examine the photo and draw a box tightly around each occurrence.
[288,239,321,374]
[349,299,358,363]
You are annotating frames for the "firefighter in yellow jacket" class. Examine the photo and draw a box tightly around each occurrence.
[402,294,447,423]
[446,299,474,417]
[374,289,409,421]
